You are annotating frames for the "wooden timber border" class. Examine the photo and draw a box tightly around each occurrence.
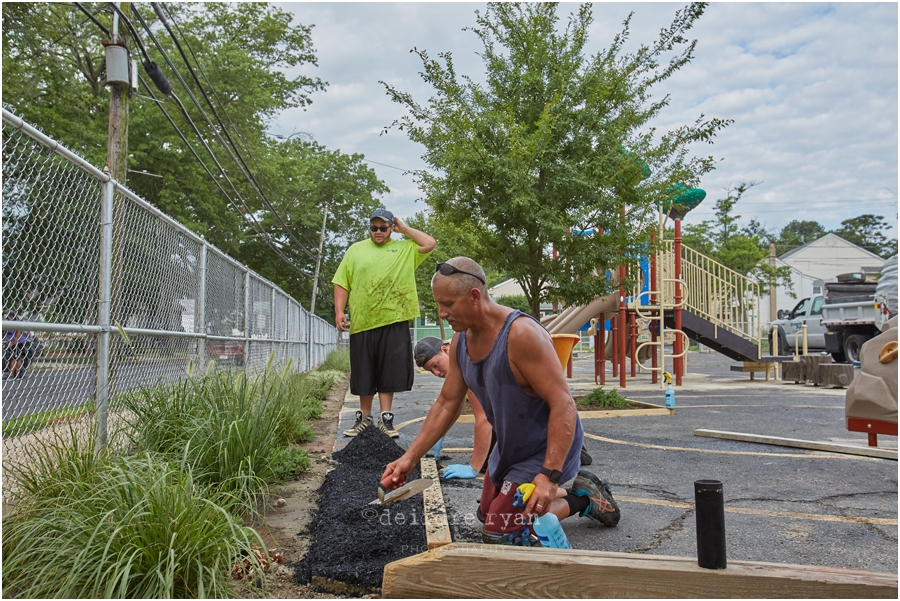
[420,455,452,549]
[694,429,898,460]
[382,543,897,598]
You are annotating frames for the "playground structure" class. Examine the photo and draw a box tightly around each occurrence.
[546,205,764,389]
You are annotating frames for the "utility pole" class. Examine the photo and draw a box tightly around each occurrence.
[105,2,131,184]
[769,243,778,324]
[310,203,330,315]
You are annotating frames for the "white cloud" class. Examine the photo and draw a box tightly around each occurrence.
[272,2,898,239]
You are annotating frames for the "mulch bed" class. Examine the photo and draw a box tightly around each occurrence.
[292,426,427,592]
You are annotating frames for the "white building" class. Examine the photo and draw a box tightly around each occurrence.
[761,233,885,325]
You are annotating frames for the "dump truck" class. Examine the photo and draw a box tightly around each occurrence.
[770,255,897,363]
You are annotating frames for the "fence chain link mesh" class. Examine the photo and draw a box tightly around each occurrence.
[2,108,338,501]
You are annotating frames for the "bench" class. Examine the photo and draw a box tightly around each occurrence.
[729,361,777,381]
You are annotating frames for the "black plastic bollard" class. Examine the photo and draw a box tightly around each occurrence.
[694,479,726,569]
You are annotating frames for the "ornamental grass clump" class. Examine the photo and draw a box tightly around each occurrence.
[2,436,264,599]
[117,365,287,513]
[321,348,351,372]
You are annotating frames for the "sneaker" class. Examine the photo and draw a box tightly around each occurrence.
[571,469,620,527]
[482,528,542,547]
[379,411,399,438]
[342,410,372,437]
[580,443,593,466]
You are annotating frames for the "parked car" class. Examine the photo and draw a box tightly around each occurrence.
[207,340,244,366]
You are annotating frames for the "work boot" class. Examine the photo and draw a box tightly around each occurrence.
[379,411,400,438]
[580,443,593,466]
[342,410,372,437]
[482,528,541,547]
[571,469,620,527]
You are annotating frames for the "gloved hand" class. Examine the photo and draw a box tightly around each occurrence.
[442,464,478,479]
[430,436,444,459]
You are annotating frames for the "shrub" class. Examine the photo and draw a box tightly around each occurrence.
[576,387,630,409]
[268,446,311,483]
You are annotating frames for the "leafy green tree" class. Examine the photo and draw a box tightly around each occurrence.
[672,183,793,296]
[774,220,827,255]
[2,2,389,307]
[406,211,506,323]
[832,214,897,259]
[495,295,532,314]
[381,2,730,316]
[741,219,775,252]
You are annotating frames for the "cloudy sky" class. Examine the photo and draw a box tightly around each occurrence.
[272,2,898,240]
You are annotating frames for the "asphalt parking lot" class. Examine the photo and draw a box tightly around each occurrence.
[337,350,897,574]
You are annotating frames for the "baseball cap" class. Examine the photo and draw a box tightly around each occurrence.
[414,336,445,368]
[370,208,394,223]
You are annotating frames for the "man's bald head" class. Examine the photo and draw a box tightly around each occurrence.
[432,257,488,295]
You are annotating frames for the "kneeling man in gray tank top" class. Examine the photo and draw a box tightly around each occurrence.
[382,257,620,546]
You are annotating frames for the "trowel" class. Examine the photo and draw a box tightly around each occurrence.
[370,473,433,505]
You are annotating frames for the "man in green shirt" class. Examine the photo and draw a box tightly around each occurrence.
[333,208,436,438]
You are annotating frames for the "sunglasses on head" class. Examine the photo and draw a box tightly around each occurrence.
[435,262,486,285]
[370,225,391,232]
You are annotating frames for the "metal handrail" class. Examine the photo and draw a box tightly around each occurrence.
[662,241,761,350]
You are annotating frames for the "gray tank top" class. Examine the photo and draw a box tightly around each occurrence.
[457,310,584,486]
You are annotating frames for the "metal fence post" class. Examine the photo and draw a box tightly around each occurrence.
[244,269,250,373]
[306,309,312,371]
[197,243,207,367]
[271,285,276,362]
[95,179,114,451]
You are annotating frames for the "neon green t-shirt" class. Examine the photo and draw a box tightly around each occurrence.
[332,238,430,334]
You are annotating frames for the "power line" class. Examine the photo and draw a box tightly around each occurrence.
[143,3,318,261]
[157,3,324,253]
[74,2,313,277]
[128,4,318,267]
[136,72,313,277]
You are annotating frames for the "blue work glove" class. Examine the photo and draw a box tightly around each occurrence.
[430,436,444,459]
[442,464,478,479]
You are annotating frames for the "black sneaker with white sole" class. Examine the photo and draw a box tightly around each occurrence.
[342,410,373,437]
[379,411,399,438]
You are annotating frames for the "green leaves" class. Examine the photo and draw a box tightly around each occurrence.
[381,2,729,315]
[1,3,387,312]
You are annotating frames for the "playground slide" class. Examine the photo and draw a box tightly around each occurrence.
[548,295,619,335]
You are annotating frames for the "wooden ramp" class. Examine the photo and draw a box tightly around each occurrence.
[382,543,897,598]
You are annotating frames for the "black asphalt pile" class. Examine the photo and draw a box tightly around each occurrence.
[293,425,427,592]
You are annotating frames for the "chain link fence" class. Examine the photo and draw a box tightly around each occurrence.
[1,108,338,501]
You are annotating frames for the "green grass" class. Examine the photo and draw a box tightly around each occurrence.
[575,387,631,409]
[320,348,351,372]
[2,433,264,598]
[3,355,344,598]
[114,361,343,513]
[2,401,96,438]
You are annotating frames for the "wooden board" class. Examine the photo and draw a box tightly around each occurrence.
[382,543,897,599]
[419,456,452,549]
[694,429,897,460]
[578,407,672,419]
[730,362,775,372]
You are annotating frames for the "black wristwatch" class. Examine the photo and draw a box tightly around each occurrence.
[539,466,563,484]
